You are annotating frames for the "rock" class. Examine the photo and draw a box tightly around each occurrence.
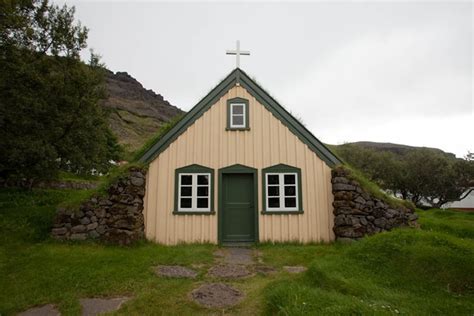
[88,230,100,239]
[154,265,198,278]
[96,225,106,234]
[354,196,366,204]
[52,227,67,235]
[90,216,97,223]
[190,283,244,309]
[130,177,145,187]
[208,264,252,279]
[80,217,91,225]
[332,177,350,184]
[360,217,368,226]
[408,213,419,221]
[70,233,87,240]
[87,222,98,230]
[80,297,131,316]
[18,304,60,316]
[374,217,387,228]
[333,183,356,191]
[71,225,86,233]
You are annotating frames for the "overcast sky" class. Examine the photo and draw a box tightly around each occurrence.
[60,1,473,157]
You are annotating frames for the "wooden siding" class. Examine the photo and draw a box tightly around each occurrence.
[144,85,335,244]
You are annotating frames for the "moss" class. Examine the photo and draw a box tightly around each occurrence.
[335,164,415,210]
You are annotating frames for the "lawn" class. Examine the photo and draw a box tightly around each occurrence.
[1,189,473,315]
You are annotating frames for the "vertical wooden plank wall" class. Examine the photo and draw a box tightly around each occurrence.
[144,85,335,244]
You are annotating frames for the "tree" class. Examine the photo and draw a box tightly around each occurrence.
[0,0,121,183]
[335,144,474,208]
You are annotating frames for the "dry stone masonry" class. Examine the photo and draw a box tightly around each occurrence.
[51,167,146,245]
[332,167,418,241]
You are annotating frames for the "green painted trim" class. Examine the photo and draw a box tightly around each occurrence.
[139,68,342,167]
[261,211,304,215]
[174,164,215,214]
[218,164,259,245]
[262,163,304,214]
[226,97,250,130]
[173,211,216,215]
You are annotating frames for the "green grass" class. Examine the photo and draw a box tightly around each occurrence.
[262,209,474,315]
[1,188,473,315]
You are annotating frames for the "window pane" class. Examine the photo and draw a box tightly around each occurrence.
[268,186,279,197]
[197,186,208,197]
[180,186,192,196]
[197,198,209,208]
[232,115,244,126]
[180,198,192,208]
[197,174,209,185]
[268,175,279,184]
[268,198,280,208]
[232,104,244,114]
[284,174,296,184]
[285,198,297,208]
[181,175,192,185]
[284,186,296,196]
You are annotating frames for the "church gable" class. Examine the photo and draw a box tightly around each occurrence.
[139,68,341,167]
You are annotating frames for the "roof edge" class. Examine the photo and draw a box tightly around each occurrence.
[139,68,342,167]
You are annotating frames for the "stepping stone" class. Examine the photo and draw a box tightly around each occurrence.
[154,265,198,278]
[283,266,307,273]
[190,283,244,309]
[80,297,130,316]
[18,304,60,316]
[225,247,254,265]
[208,264,252,279]
[213,249,227,258]
[255,265,278,275]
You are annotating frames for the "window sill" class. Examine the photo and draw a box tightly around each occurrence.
[173,211,216,215]
[226,127,251,131]
[261,210,304,215]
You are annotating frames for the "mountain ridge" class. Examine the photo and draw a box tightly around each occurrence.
[102,70,184,152]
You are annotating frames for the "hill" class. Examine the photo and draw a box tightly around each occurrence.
[103,70,184,152]
[336,141,456,158]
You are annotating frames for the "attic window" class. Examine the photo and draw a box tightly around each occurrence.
[227,97,249,130]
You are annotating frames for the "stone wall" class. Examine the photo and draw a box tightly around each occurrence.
[51,167,146,245]
[332,167,418,241]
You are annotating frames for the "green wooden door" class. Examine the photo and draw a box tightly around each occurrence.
[221,173,255,243]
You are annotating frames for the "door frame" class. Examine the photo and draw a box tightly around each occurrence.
[218,164,259,245]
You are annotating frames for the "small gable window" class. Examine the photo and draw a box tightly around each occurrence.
[174,165,214,214]
[262,164,303,214]
[227,97,249,130]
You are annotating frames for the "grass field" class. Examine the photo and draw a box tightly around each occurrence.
[1,189,473,315]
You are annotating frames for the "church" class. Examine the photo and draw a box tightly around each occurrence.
[139,44,341,245]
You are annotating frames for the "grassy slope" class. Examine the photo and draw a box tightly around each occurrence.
[1,189,473,315]
[262,209,474,315]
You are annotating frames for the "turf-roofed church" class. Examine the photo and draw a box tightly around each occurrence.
[139,68,341,245]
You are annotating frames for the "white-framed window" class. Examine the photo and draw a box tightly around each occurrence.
[178,173,211,212]
[230,103,246,128]
[265,172,299,211]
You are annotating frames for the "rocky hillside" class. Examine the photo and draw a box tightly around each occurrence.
[102,70,184,151]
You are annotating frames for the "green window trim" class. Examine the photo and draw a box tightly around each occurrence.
[226,97,250,130]
[262,164,303,214]
[173,164,215,215]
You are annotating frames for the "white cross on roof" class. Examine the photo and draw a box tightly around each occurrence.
[226,40,250,68]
